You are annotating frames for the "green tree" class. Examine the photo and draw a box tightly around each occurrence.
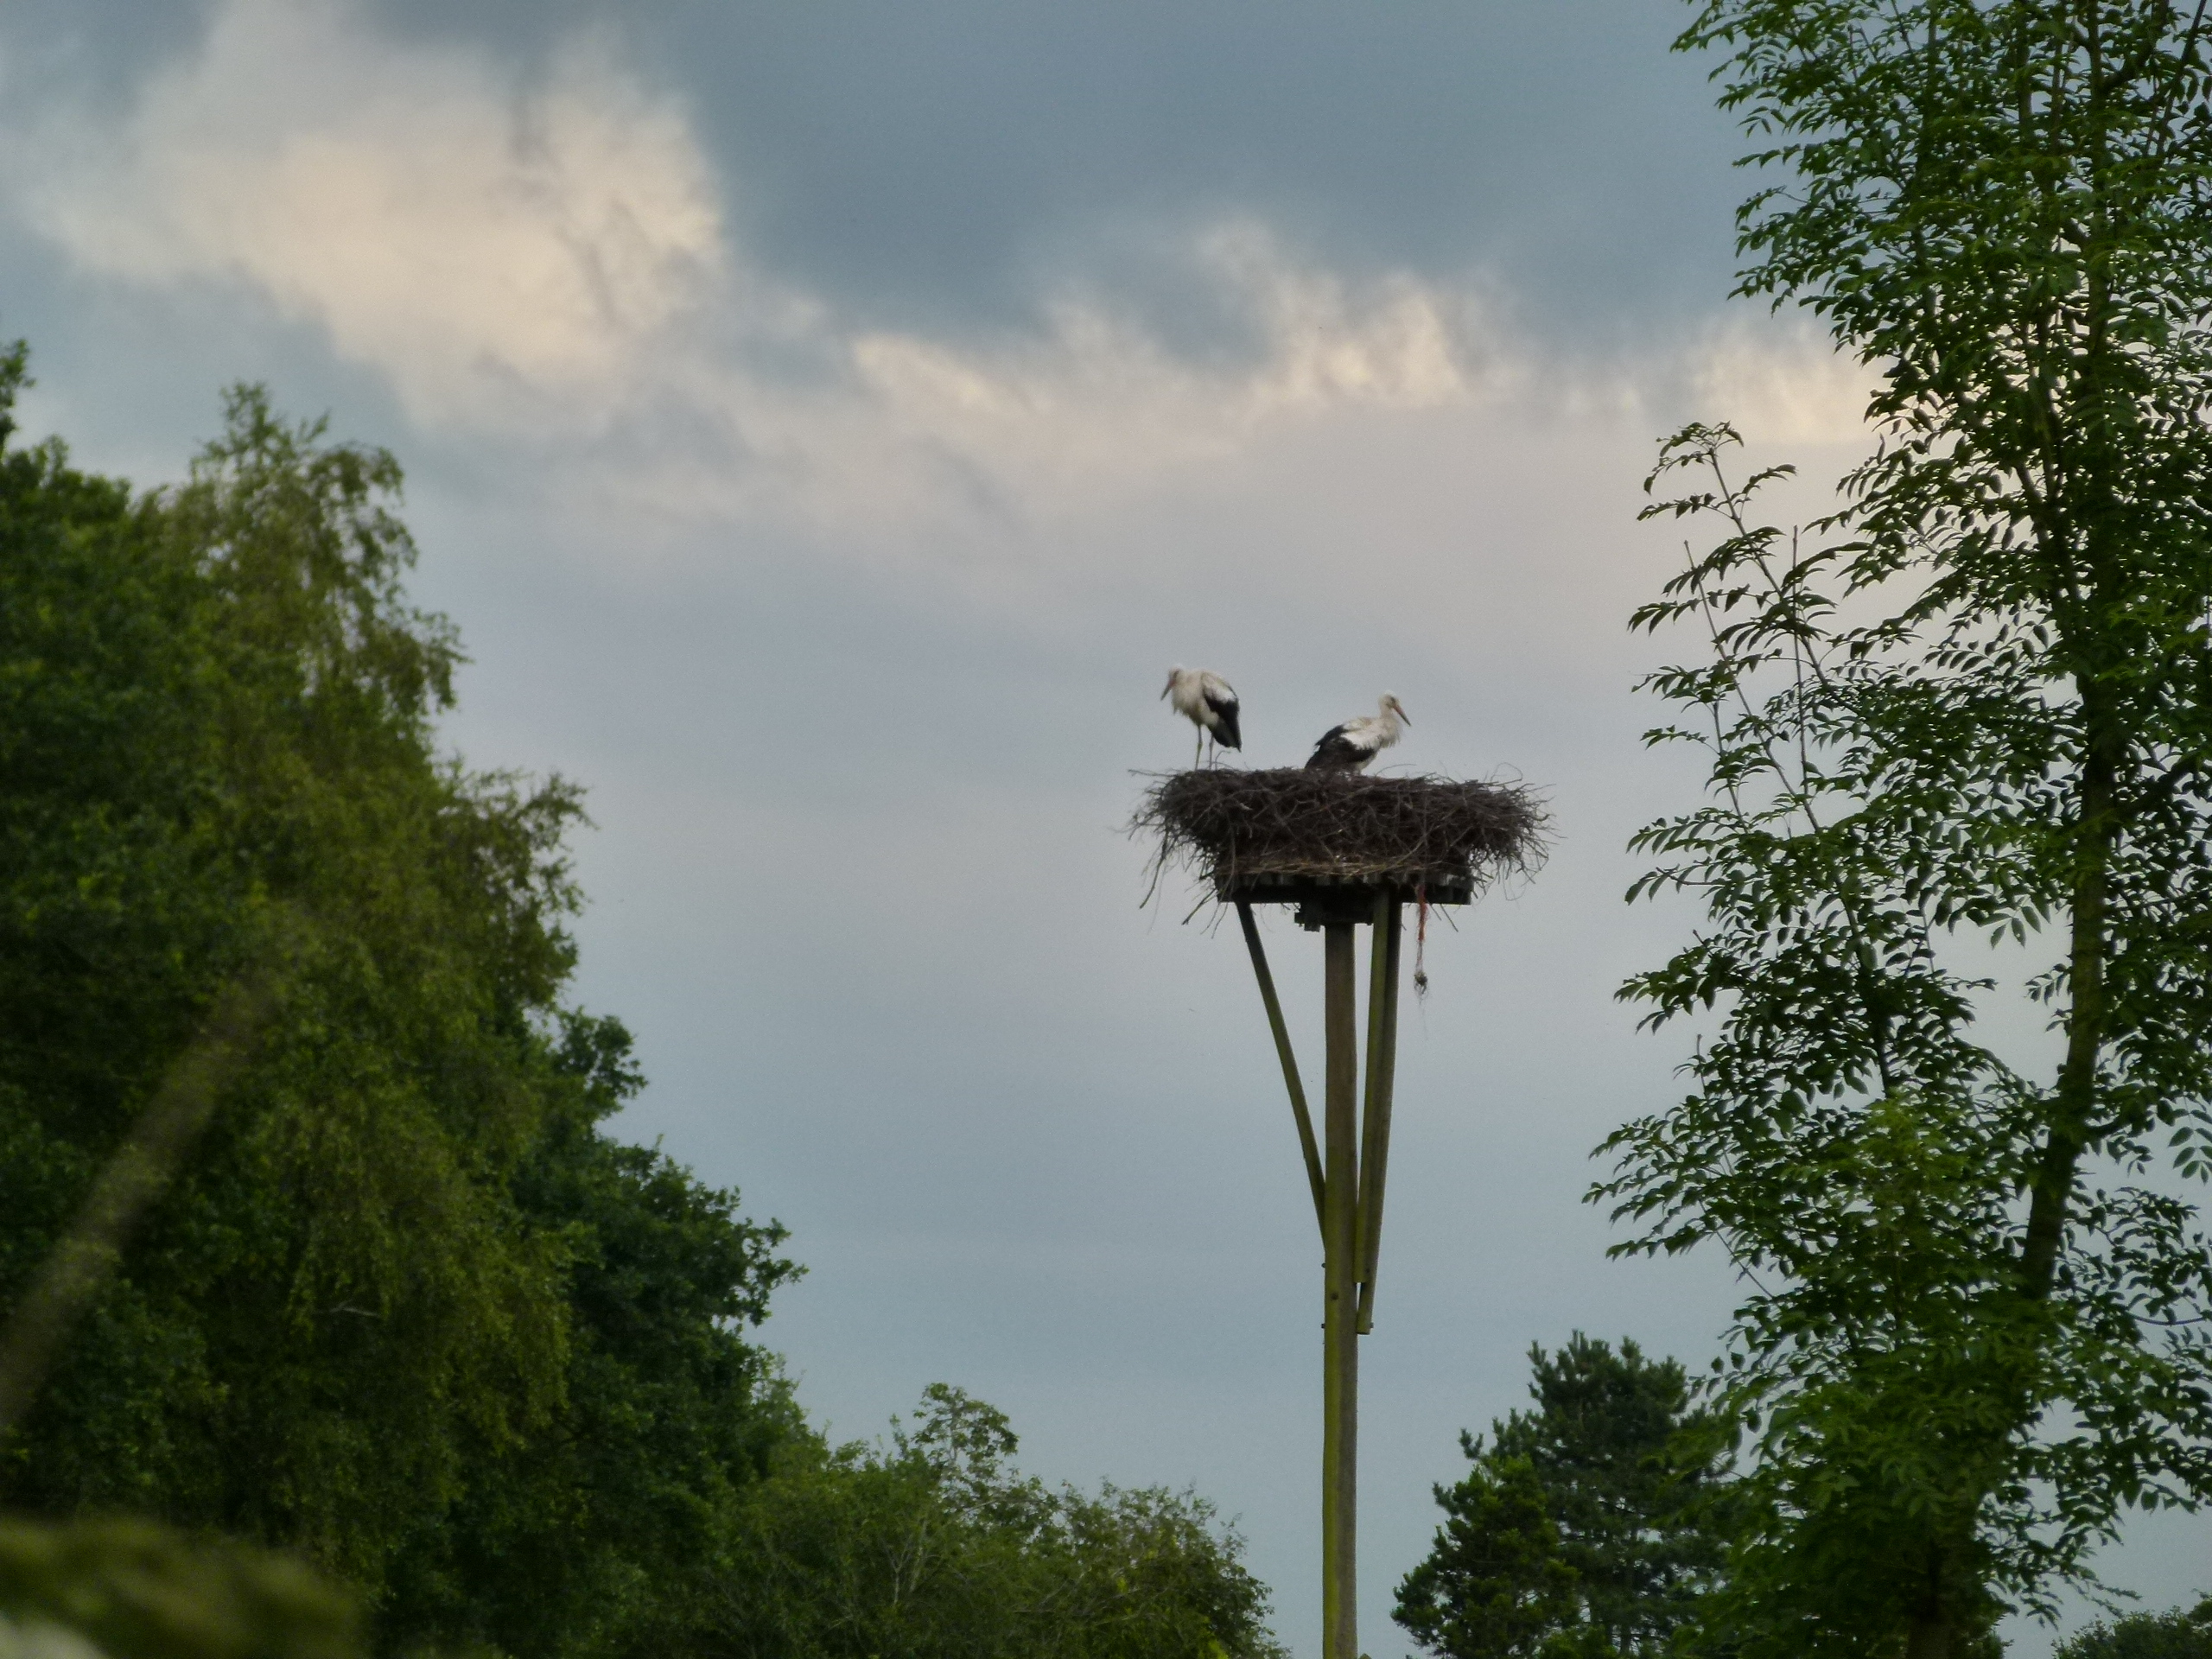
[1395,1336,1728,1658]
[716,1385,1288,1659]
[378,1014,801,1659]
[2058,1599,2212,1659]
[1603,3,2212,1647]
[0,359,797,1649]
[1,368,577,1575]
[1395,1455,1582,1659]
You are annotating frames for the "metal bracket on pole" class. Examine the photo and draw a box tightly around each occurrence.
[1236,899,1326,1236]
[1356,895,1402,1335]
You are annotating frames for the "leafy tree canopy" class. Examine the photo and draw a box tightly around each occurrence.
[718,1383,1288,1659]
[2059,1599,2212,1659]
[0,351,795,1649]
[1605,3,2212,1652]
[1395,1335,1728,1658]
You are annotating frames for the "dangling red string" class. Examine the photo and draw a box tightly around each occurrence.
[1414,880,1430,998]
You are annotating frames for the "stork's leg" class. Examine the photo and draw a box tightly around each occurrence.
[1194,728,1204,768]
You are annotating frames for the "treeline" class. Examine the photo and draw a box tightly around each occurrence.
[0,353,1281,1659]
[1391,1337,2212,1659]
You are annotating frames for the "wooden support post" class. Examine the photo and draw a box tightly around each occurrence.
[1234,890,1408,1656]
[1236,899,1325,1236]
[1357,899,1403,1334]
[1321,921,1360,1659]
[1355,895,1390,1321]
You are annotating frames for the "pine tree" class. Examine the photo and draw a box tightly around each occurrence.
[1395,1336,1727,1658]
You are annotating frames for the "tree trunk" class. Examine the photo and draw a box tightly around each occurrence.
[1906,1615,1951,1659]
[2021,677,2118,1299]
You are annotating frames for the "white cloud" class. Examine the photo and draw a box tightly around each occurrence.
[3,0,1535,523]
[1689,314,1875,446]
[631,220,1522,537]
[17,0,731,426]
[6,0,1873,544]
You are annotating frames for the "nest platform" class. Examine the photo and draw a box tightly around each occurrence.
[1136,767,1543,924]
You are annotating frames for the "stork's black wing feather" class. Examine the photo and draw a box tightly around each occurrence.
[1305,724,1360,769]
[1205,688,1242,750]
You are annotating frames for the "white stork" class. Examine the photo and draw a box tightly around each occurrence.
[1162,666,1243,766]
[1305,694,1409,772]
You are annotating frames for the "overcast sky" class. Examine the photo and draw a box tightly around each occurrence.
[1,3,2202,1652]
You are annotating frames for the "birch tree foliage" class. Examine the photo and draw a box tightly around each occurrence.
[1601,2,2212,1650]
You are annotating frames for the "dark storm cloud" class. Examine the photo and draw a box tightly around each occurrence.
[352,0,1746,344]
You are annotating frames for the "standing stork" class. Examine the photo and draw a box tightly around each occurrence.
[1305,694,1409,772]
[1163,666,1243,766]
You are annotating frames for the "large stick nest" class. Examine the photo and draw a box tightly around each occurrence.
[1135,767,1546,901]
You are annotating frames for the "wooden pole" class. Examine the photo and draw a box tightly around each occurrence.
[1236,899,1325,1235]
[1356,895,1390,1318]
[1321,920,1360,1659]
[1357,899,1403,1334]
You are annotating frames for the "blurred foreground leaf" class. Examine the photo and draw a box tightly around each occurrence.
[0,1516,356,1659]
